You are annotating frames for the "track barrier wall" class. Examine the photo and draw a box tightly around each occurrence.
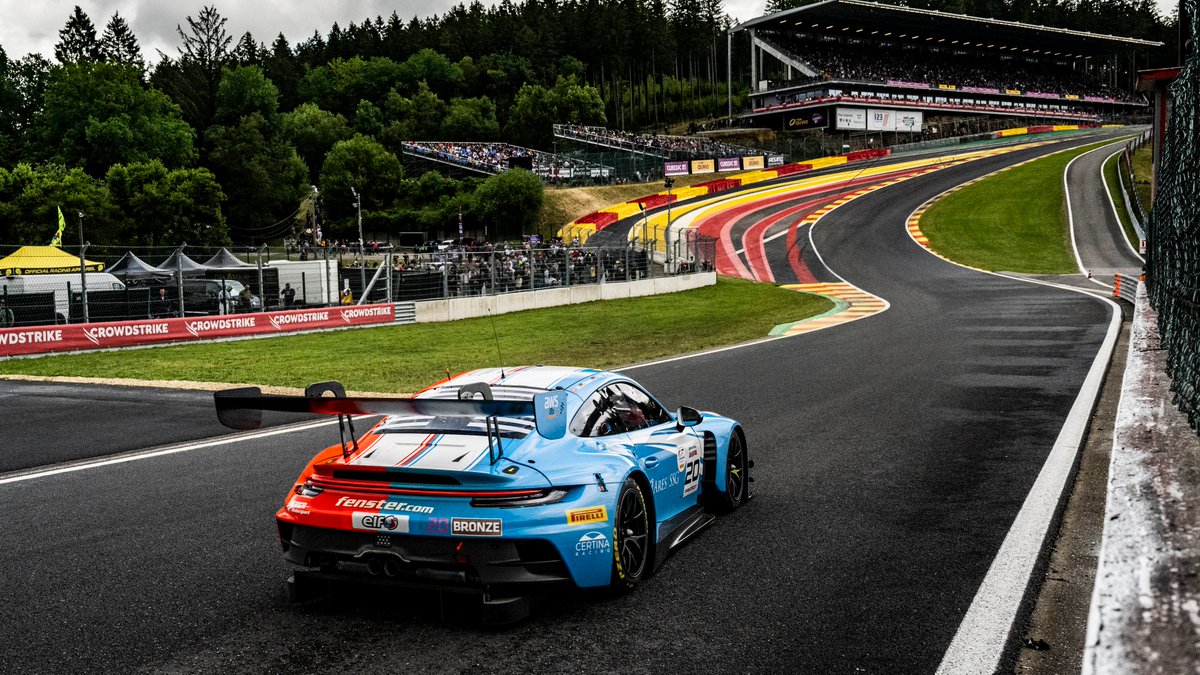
[0,303,398,357]
[1,264,717,358]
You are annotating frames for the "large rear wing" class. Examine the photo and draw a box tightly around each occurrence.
[214,382,569,441]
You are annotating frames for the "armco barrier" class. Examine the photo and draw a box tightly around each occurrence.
[415,271,716,323]
[0,303,400,358]
[1113,273,1139,304]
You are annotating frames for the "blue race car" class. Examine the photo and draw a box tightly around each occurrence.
[214,366,750,622]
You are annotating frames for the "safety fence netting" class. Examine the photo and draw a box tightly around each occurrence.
[1147,0,1200,430]
[0,238,716,328]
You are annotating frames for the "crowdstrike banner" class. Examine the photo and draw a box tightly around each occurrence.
[0,304,396,357]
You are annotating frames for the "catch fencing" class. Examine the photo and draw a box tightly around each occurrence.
[0,240,715,329]
[1146,14,1200,431]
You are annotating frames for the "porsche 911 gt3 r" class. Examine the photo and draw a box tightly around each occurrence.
[214,366,750,622]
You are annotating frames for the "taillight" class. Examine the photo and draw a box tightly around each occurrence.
[469,488,567,508]
[294,481,323,497]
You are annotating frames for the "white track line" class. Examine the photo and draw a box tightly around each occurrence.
[1064,139,1139,291]
[1063,149,1092,281]
[0,418,340,485]
[908,164,1124,674]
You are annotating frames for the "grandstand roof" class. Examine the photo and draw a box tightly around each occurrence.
[733,0,1161,58]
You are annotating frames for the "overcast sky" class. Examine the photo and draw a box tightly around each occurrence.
[0,0,1176,62]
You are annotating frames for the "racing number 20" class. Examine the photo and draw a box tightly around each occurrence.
[427,517,450,534]
[683,456,701,496]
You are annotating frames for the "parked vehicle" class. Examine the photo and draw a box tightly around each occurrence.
[0,272,125,323]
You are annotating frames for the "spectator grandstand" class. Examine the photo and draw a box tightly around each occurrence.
[401,141,614,183]
[553,125,765,160]
[761,34,1137,103]
[730,0,1158,132]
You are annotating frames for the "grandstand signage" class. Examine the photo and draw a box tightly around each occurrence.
[865,109,923,133]
[0,304,397,357]
[743,156,765,170]
[785,110,828,130]
[664,161,689,177]
[690,159,715,175]
[836,108,867,130]
[1005,89,1022,96]
[717,158,742,172]
[766,155,785,168]
[937,84,958,90]
[886,80,928,89]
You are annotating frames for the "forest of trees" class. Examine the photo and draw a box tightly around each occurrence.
[0,0,1179,247]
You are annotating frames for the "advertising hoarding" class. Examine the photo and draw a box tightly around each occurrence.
[690,159,715,174]
[742,156,765,170]
[0,304,398,357]
[664,161,689,176]
[785,110,828,130]
[836,107,867,130]
[717,157,742,172]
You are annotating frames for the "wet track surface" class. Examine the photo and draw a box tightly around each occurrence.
[0,133,1124,673]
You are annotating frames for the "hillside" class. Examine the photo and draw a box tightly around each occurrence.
[538,173,719,235]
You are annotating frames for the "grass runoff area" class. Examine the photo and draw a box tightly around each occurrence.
[919,140,1117,274]
[0,278,832,393]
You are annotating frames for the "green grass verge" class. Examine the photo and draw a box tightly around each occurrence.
[1131,143,1153,212]
[919,140,1112,274]
[1102,151,1140,250]
[0,278,832,393]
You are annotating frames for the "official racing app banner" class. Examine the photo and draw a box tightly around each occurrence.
[690,159,715,174]
[0,304,396,357]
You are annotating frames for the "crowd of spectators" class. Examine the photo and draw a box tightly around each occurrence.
[761,33,1139,102]
[402,141,613,182]
[554,125,764,160]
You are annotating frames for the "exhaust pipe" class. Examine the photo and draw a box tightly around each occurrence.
[383,559,400,577]
[367,558,384,577]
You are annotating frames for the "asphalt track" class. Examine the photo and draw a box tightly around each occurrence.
[0,132,1124,673]
[1065,140,1144,282]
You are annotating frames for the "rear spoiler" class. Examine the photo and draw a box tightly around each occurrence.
[214,383,569,441]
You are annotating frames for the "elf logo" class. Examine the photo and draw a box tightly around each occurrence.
[353,512,409,532]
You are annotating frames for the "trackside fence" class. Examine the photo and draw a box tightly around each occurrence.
[0,240,715,329]
[1146,14,1200,433]
[1117,129,1152,239]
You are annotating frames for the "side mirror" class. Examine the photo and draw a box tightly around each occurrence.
[675,406,703,430]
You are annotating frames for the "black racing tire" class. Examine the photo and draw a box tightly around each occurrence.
[611,477,651,591]
[711,431,748,513]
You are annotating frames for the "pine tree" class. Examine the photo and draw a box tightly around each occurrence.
[233,32,263,65]
[159,5,234,133]
[54,6,100,65]
[99,12,145,72]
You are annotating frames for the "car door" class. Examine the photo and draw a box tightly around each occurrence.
[610,383,702,522]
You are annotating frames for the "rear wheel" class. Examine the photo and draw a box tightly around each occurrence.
[611,477,651,590]
[712,432,748,513]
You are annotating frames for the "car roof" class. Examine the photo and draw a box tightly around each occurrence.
[422,366,624,401]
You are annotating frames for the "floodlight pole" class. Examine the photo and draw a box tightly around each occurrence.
[727,29,733,121]
[351,187,365,296]
[77,212,89,324]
